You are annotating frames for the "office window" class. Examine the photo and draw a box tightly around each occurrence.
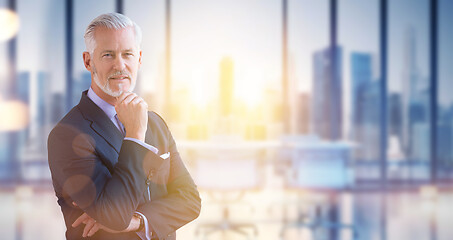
[288,0,329,137]
[336,1,383,239]
[0,0,9,95]
[437,0,453,180]
[6,0,66,181]
[338,0,380,181]
[171,0,282,140]
[0,0,14,178]
[124,0,166,112]
[387,0,431,181]
[72,0,115,106]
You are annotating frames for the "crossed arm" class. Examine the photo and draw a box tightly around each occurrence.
[71,167,201,239]
[68,146,201,239]
[71,202,141,237]
[48,118,201,239]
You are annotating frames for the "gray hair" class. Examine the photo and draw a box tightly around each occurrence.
[84,13,142,54]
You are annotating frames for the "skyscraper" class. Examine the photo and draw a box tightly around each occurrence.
[17,72,31,140]
[389,93,403,138]
[437,106,453,177]
[312,46,343,140]
[17,72,30,104]
[51,93,64,124]
[401,27,430,161]
[350,53,380,161]
[73,72,92,105]
[351,53,372,126]
[219,56,234,117]
[296,92,310,134]
[36,71,48,127]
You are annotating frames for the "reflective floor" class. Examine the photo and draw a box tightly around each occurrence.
[2,183,453,240]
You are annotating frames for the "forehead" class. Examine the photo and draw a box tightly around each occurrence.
[93,26,137,52]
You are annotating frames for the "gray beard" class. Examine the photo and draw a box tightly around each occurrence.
[92,65,136,97]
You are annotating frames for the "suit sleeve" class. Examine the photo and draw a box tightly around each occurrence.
[137,118,202,240]
[47,124,164,231]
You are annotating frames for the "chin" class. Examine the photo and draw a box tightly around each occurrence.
[111,83,131,92]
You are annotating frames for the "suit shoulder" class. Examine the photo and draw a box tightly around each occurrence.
[48,105,87,141]
[148,111,170,129]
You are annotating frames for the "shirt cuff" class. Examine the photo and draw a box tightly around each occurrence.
[134,211,152,240]
[124,138,158,154]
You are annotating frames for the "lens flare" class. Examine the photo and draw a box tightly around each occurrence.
[0,9,19,42]
[0,100,29,131]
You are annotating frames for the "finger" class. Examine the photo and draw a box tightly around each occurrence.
[139,99,148,108]
[87,223,100,237]
[133,97,147,106]
[116,91,131,103]
[120,92,137,105]
[72,213,88,228]
[116,92,134,107]
[83,219,96,238]
[131,96,143,104]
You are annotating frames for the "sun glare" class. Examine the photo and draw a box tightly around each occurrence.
[0,9,20,42]
[0,100,29,131]
[234,68,263,108]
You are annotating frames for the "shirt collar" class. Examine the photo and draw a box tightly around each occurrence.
[87,87,117,119]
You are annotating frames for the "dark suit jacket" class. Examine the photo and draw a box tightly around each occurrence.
[48,91,201,240]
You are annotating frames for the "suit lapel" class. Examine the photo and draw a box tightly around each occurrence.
[144,127,154,151]
[77,91,124,155]
[144,119,165,155]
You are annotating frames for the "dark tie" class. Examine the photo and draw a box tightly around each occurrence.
[114,114,126,137]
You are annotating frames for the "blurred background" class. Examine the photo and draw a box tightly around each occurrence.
[1,0,453,239]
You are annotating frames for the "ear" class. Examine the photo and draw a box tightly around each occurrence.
[83,52,92,72]
[138,50,142,69]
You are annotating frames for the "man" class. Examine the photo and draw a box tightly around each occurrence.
[48,13,201,240]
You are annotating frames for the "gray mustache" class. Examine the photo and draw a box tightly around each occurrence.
[108,71,130,79]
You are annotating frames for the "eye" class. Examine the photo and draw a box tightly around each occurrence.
[102,53,113,57]
[124,53,134,57]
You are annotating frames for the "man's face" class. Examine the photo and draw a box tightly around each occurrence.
[84,26,142,98]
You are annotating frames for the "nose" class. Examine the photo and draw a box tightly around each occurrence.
[113,56,126,71]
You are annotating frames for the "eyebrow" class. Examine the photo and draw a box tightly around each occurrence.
[99,49,135,54]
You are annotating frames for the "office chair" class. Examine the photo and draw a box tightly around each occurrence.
[277,135,358,240]
[179,136,268,240]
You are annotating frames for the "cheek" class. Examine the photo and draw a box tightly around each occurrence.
[97,72,108,81]
[96,62,111,73]
[128,61,139,71]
